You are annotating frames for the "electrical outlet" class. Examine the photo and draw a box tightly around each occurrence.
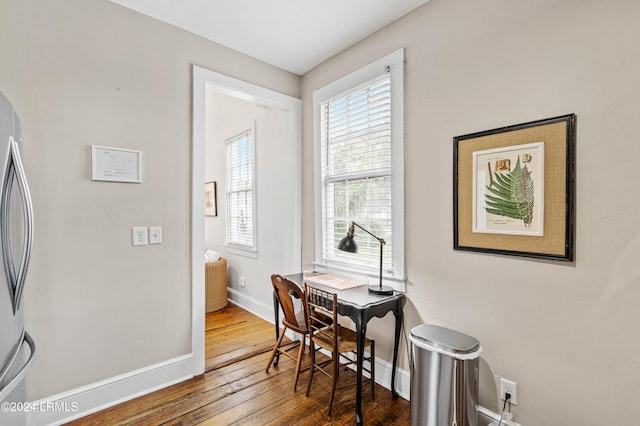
[132,227,148,246]
[239,276,246,287]
[500,378,517,405]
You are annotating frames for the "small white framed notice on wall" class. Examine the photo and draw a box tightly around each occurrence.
[92,145,142,183]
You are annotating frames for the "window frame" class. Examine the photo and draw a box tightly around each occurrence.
[224,125,257,255]
[313,49,405,287]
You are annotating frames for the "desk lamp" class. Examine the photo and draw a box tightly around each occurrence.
[337,221,394,295]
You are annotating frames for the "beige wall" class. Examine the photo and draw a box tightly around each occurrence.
[2,0,639,423]
[0,0,299,400]
[302,0,640,424]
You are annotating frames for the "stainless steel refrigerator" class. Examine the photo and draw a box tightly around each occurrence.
[0,91,36,425]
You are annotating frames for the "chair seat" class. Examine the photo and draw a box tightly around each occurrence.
[312,325,372,353]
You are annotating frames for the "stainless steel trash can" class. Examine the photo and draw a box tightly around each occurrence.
[410,324,482,426]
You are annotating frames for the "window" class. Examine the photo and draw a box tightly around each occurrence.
[313,49,405,284]
[225,128,256,251]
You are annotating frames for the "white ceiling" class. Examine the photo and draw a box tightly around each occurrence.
[109,0,429,75]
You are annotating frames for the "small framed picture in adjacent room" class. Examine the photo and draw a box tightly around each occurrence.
[205,181,217,217]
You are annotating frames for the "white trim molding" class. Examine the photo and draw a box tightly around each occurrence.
[477,405,524,426]
[192,65,302,378]
[226,289,274,324]
[27,355,193,426]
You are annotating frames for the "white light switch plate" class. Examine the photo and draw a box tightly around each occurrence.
[132,227,148,246]
[149,226,162,244]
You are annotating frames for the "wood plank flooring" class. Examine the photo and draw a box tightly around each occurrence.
[204,304,277,371]
[67,303,410,425]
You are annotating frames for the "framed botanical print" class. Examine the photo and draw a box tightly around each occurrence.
[454,114,576,261]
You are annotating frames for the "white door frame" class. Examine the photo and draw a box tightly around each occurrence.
[191,66,302,374]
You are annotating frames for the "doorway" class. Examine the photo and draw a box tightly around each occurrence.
[191,66,302,375]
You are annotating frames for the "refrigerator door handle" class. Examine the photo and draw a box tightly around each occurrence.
[0,329,35,402]
[9,137,33,314]
[1,137,34,314]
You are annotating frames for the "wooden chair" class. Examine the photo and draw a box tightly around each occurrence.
[265,274,309,391]
[305,283,375,417]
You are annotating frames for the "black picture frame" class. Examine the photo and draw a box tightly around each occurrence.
[453,114,576,261]
[205,181,217,217]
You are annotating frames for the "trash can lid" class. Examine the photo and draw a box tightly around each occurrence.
[410,324,481,359]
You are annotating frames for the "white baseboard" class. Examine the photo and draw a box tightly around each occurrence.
[338,350,411,401]
[376,355,411,400]
[477,405,523,426]
[227,287,275,324]
[27,354,194,426]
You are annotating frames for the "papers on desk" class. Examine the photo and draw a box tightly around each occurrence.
[305,274,366,290]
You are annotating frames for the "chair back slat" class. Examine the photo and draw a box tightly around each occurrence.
[271,274,307,331]
[304,281,376,416]
[305,284,338,346]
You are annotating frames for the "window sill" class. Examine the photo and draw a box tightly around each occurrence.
[312,261,406,293]
[225,245,258,259]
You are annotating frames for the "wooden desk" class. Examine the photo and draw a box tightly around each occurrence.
[273,273,405,425]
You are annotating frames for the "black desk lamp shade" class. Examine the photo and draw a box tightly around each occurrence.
[337,222,394,295]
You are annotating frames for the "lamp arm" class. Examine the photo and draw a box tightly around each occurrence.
[351,221,386,245]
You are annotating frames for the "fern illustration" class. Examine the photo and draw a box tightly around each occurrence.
[485,156,535,227]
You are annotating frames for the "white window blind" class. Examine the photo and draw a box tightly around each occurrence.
[226,130,255,249]
[320,73,393,272]
[314,49,405,284]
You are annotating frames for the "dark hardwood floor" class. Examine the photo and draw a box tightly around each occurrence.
[67,303,410,425]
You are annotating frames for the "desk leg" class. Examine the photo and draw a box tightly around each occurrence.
[272,291,280,366]
[354,314,366,426]
[391,303,403,399]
